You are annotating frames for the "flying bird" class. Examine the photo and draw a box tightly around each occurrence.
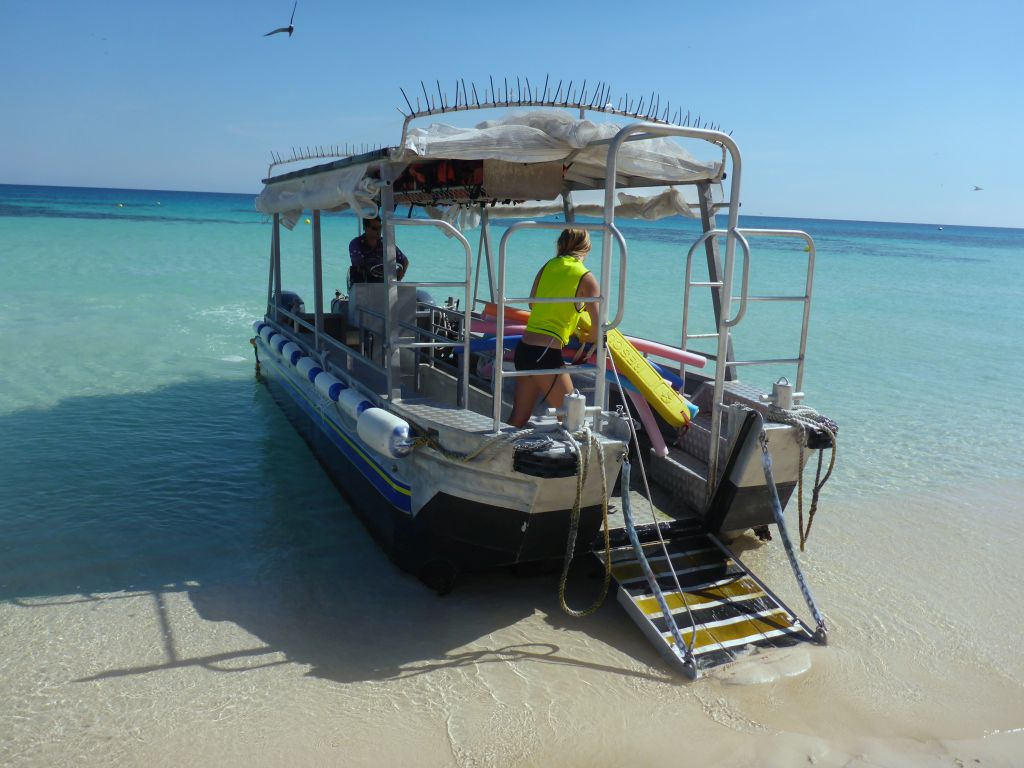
[264,1,297,37]
[971,185,983,191]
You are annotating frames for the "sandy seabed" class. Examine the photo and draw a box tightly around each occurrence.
[2,482,1022,767]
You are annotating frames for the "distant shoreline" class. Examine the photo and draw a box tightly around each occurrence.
[1,182,1020,232]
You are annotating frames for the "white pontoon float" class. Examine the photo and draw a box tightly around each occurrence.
[250,81,837,678]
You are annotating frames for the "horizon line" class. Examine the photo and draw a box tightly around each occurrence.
[1,181,1019,232]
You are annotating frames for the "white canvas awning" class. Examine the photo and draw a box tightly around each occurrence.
[256,111,723,228]
[399,111,721,186]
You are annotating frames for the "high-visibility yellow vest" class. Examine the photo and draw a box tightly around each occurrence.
[525,256,590,345]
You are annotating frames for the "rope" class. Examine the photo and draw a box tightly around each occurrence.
[411,420,613,618]
[410,427,535,462]
[756,418,827,642]
[765,403,837,551]
[250,337,261,376]
[557,425,612,618]
[607,350,699,668]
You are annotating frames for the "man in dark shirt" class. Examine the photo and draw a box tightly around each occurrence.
[348,216,409,283]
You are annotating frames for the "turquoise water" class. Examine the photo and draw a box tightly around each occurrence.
[2,184,1023,588]
[1,184,1023,765]
[2,181,1023,585]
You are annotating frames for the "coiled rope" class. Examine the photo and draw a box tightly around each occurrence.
[765,403,837,551]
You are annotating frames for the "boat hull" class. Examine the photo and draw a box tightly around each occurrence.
[256,341,603,576]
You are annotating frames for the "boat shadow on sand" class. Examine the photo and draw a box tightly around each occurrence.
[0,379,673,686]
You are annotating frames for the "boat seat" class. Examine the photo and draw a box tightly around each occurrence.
[347,283,419,333]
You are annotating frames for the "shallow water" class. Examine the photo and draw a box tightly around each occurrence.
[1,184,1022,766]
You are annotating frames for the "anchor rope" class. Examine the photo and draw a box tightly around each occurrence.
[557,425,613,618]
[764,403,837,551]
[250,337,262,376]
[756,418,827,640]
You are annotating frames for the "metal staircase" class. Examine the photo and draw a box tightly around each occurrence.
[598,521,815,675]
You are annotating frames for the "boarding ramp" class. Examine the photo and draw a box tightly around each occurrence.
[598,519,815,676]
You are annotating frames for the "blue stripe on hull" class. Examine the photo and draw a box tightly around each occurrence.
[258,344,412,513]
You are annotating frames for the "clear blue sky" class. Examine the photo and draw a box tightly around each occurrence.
[2,0,1020,227]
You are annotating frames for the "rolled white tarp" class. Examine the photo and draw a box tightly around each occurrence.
[256,165,383,229]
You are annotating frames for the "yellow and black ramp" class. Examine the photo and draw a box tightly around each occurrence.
[597,525,815,675]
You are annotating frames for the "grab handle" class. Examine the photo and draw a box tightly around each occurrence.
[723,229,751,328]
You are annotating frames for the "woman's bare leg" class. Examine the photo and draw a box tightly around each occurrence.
[510,375,547,427]
[543,372,575,410]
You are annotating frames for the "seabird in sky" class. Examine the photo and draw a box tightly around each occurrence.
[264,1,297,37]
[971,185,984,191]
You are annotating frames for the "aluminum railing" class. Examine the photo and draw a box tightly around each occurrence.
[491,220,628,432]
[681,227,816,500]
[390,218,473,408]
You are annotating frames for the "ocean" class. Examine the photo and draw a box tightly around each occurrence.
[1,183,1022,766]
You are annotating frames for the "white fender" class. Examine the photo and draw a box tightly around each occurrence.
[280,342,302,366]
[357,407,412,458]
[296,357,322,382]
[338,388,373,420]
[314,371,345,402]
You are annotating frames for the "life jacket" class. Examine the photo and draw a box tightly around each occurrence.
[525,256,590,346]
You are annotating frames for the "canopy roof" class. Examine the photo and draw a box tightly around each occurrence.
[256,110,724,228]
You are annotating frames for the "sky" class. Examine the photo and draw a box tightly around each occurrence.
[1,0,1021,228]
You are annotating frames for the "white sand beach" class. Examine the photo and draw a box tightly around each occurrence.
[3,479,1022,767]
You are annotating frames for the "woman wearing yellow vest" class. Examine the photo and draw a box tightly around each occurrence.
[509,229,601,427]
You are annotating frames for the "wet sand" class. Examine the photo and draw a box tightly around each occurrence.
[2,479,1022,767]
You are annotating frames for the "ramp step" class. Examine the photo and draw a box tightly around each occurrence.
[650,598,783,635]
[630,576,766,615]
[611,550,733,583]
[662,611,805,655]
[606,535,713,563]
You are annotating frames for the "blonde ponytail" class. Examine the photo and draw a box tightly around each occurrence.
[556,228,592,260]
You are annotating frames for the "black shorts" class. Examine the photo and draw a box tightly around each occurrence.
[514,340,564,371]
